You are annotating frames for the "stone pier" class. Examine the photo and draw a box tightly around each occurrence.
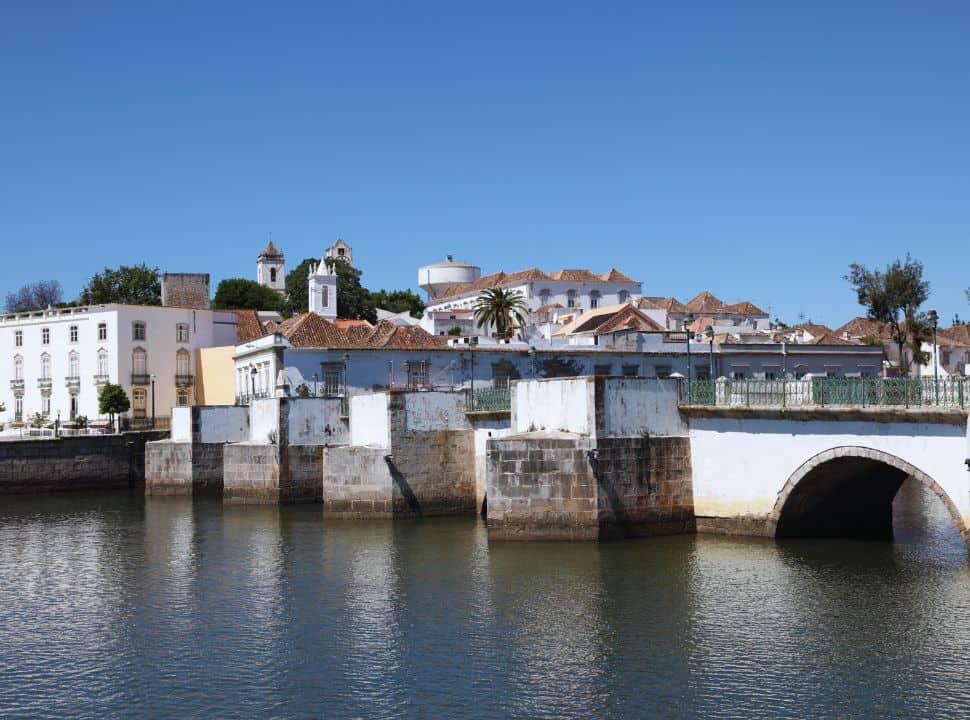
[323,390,478,518]
[486,377,694,540]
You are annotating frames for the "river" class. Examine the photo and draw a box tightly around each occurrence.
[0,479,967,719]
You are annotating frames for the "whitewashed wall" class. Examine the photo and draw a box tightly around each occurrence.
[350,393,391,448]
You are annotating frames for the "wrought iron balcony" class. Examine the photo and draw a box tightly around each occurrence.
[131,374,151,386]
[9,379,24,391]
[37,378,52,391]
[465,386,511,413]
[65,376,81,389]
[94,374,109,385]
[175,374,195,387]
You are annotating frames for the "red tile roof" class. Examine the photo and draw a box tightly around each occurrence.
[236,310,265,343]
[835,317,892,340]
[639,296,688,313]
[940,325,970,345]
[594,305,665,335]
[791,323,835,339]
[261,314,445,350]
[333,319,373,330]
[432,266,639,301]
[685,291,726,315]
[721,301,767,316]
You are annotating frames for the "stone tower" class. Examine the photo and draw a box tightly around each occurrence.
[326,238,353,266]
[257,240,286,295]
[308,258,338,320]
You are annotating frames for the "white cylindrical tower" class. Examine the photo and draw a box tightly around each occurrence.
[418,255,481,301]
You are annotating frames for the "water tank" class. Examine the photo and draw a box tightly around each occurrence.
[418,255,481,300]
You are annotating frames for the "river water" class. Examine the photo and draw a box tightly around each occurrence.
[0,479,968,719]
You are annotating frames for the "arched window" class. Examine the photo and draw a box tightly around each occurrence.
[618,290,630,304]
[68,351,80,378]
[590,290,602,309]
[132,348,147,377]
[176,349,190,376]
[270,268,277,283]
[13,355,23,380]
[40,353,51,380]
[97,349,109,377]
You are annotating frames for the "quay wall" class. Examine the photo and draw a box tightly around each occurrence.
[0,432,162,493]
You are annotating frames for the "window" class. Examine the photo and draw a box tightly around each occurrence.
[322,363,343,396]
[15,397,23,422]
[41,354,51,380]
[566,290,577,308]
[590,290,602,309]
[407,361,429,390]
[132,388,147,418]
[14,355,23,380]
[942,350,951,366]
[538,289,551,306]
[97,349,109,377]
[696,364,711,380]
[132,348,147,376]
[177,389,190,407]
[133,322,146,341]
[69,325,78,343]
[593,363,612,376]
[270,268,277,283]
[618,290,630,304]
[98,323,107,341]
[622,363,639,377]
[42,396,51,417]
[176,349,190,376]
[70,395,79,419]
[14,330,22,347]
[655,364,672,378]
[42,327,50,345]
[321,286,329,308]
[733,371,746,381]
[68,352,80,378]
[176,323,189,343]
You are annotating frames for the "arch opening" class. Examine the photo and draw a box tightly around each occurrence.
[770,447,967,543]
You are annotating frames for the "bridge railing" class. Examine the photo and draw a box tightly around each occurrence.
[680,377,968,409]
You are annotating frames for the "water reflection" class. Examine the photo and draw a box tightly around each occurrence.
[1,490,970,719]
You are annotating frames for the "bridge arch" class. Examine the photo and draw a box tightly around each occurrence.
[767,446,968,542]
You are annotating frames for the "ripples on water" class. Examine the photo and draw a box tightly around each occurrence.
[0,479,968,719]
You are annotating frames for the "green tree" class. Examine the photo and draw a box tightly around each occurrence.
[212,279,285,311]
[845,254,931,373]
[80,264,161,306]
[334,261,376,322]
[473,288,528,339]
[98,382,130,433]
[283,258,317,318]
[369,288,426,318]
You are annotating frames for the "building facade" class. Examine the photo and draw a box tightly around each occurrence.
[1,304,237,428]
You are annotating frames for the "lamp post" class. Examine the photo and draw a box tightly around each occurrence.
[312,372,318,398]
[528,346,537,379]
[684,313,694,403]
[56,410,60,438]
[250,366,257,400]
[403,360,411,391]
[704,325,715,380]
[150,374,156,429]
[928,309,939,404]
[342,353,350,399]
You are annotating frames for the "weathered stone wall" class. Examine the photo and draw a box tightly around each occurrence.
[161,273,210,309]
[145,440,226,496]
[0,432,162,493]
[223,443,280,504]
[486,433,694,541]
[322,447,394,518]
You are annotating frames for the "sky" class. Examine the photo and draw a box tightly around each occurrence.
[1,1,968,327]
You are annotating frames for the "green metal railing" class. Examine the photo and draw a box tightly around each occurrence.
[466,386,512,412]
[680,377,968,409]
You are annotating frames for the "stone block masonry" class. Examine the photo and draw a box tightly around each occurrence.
[486,433,694,541]
[145,441,226,496]
[0,432,162,494]
[222,443,324,505]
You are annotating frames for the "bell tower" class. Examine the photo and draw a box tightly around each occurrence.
[257,240,286,294]
[308,258,338,320]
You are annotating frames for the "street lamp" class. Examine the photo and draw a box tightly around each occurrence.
[342,353,350,398]
[56,410,60,438]
[683,313,695,403]
[312,371,318,398]
[150,374,156,429]
[704,325,715,380]
[928,308,939,404]
[528,346,537,379]
[250,366,257,399]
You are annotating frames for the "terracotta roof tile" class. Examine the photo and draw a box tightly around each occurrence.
[790,323,835,339]
[432,266,639,301]
[594,305,665,335]
[685,291,726,315]
[333,319,373,330]
[639,296,687,313]
[277,313,351,348]
[721,301,767,316]
[835,317,891,340]
[940,325,970,345]
[235,310,265,343]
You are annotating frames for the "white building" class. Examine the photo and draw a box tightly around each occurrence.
[326,238,353,266]
[1,304,237,428]
[307,258,338,321]
[257,240,286,294]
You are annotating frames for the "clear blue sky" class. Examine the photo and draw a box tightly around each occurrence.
[2,1,968,326]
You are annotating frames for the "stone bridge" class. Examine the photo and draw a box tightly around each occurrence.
[487,378,970,546]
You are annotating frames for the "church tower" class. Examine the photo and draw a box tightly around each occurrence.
[308,258,338,321]
[257,240,286,295]
[326,238,353,266]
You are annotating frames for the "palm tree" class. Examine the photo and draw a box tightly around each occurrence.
[474,288,529,339]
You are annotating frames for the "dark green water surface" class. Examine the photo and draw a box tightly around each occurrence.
[0,479,968,719]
